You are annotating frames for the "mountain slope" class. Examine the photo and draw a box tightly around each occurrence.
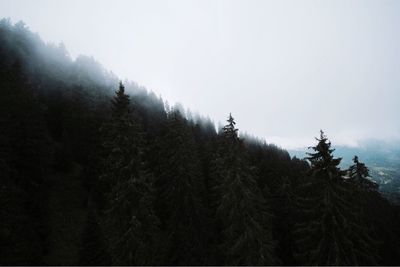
[1,18,400,265]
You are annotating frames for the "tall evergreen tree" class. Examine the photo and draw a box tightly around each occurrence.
[347,156,381,261]
[99,82,160,265]
[348,155,378,191]
[294,130,378,265]
[154,109,210,265]
[212,114,276,265]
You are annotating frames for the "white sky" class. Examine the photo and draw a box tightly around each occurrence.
[1,0,399,149]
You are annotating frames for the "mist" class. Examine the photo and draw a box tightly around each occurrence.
[1,0,400,148]
[2,3,400,265]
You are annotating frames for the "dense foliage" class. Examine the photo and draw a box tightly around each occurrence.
[1,19,400,265]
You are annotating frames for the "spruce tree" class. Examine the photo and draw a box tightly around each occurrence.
[99,82,160,265]
[212,114,276,265]
[348,155,378,191]
[294,130,378,265]
[347,156,381,262]
[154,109,210,265]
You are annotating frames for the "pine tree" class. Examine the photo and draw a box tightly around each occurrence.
[348,156,378,191]
[294,130,378,265]
[212,113,276,265]
[154,109,210,265]
[305,130,344,179]
[347,156,381,262]
[99,82,160,265]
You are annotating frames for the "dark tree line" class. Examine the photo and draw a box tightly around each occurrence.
[1,19,400,265]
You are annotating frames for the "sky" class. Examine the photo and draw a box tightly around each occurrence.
[1,0,399,149]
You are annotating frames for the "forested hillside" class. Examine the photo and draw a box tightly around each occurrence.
[1,19,400,265]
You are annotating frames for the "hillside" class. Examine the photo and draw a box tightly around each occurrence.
[1,19,400,266]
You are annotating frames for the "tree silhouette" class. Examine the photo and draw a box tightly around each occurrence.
[295,130,378,265]
[154,109,210,265]
[212,113,277,265]
[99,82,160,265]
[348,155,378,191]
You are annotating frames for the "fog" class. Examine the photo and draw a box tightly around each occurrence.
[1,0,399,149]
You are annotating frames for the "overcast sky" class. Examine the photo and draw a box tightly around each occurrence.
[1,0,399,148]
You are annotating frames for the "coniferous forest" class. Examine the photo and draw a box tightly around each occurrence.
[1,19,400,266]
